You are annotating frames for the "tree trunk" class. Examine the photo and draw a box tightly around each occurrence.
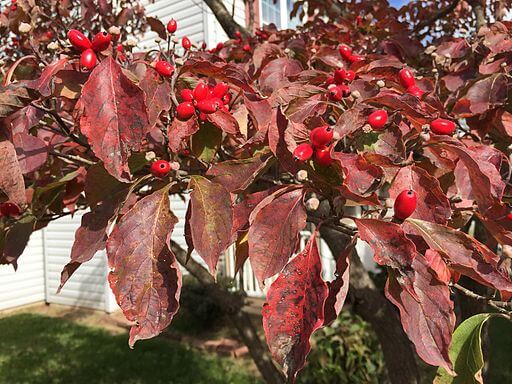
[469,0,487,30]
[203,0,250,38]
[171,241,285,384]
[319,227,421,384]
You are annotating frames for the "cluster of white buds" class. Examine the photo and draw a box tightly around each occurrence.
[376,79,386,88]
[48,41,59,50]
[19,22,32,33]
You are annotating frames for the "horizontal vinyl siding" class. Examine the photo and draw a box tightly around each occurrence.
[0,231,45,311]
[44,212,108,311]
[138,0,206,51]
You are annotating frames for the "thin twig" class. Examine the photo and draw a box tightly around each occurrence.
[451,283,512,316]
[49,150,96,166]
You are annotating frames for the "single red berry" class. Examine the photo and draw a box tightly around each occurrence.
[196,98,220,114]
[91,31,111,52]
[46,31,53,39]
[339,44,352,59]
[201,41,207,50]
[507,212,512,220]
[155,60,174,77]
[80,49,97,70]
[150,160,172,178]
[212,82,229,98]
[0,202,21,217]
[216,42,224,51]
[356,15,363,26]
[348,54,365,63]
[326,76,335,85]
[407,84,424,98]
[167,18,177,34]
[199,112,207,121]
[310,125,334,147]
[181,89,194,101]
[430,118,456,135]
[182,36,191,50]
[242,44,251,52]
[209,97,223,110]
[368,109,388,130]
[394,189,417,220]
[118,53,126,62]
[176,102,195,120]
[193,82,209,101]
[10,4,16,11]
[116,43,124,52]
[235,31,242,39]
[67,29,92,51]
[398,68,416,88]
[222,93,231,105]
[329,84,350,101]
[315,146,333,166]
[293,143,314,161]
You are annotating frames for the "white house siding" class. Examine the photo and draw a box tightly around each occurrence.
[0,231,45,311]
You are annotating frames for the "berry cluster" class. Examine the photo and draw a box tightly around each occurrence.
[326,68,355,101]
[293,126,334,166]
[176,82,231,121]
[67,29,112,70]
[166,18,192,51]
[398,68,424,98]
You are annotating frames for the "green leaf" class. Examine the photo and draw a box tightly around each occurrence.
[435,313,494,384]
[191,123,222,164]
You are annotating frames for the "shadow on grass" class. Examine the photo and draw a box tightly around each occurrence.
[0,313,260,384]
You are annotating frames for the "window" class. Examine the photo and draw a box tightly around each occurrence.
[261,0,281,28]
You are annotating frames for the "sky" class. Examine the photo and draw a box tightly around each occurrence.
[390,0,410,7]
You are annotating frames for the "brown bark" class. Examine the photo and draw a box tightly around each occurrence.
[171,241,285,384]
[468,0,487,30]
[203,0,250,39]
[319,227,421,384]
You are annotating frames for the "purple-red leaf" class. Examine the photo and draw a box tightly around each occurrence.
[385,255,455,373]
[262,232,328,382]
[107,186,181,347]
[139,68,172,128]
[248,186,307,285]
[75,57,149,182]
[0,139,26,206]
[13,132,48,174]
[167,116,199,153]
[188,176,233,275]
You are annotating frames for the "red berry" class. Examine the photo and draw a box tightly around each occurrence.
[368,109,388,130]
[116,43,124,52]
[326,76,335,85]
[407,85,424,98]
[222,93,231,105]
[67,29,92,51]
[46,31,53,39]
[91,31,111,52]
[430,118,455,135]
[348,54,365,63]
[0,202,21,217]
[242,44,251,52]
[167,18,177,34]
[329,85,350,101]
[314,146,333,166]
[196,98,220,114]
[193,82,209,101]
[310,125,333,147]
[80,49,97,70]
[10,4,16,11]
[394,190,417,220]
[507,212,512,220]
[182,36,191,50]
[176,102,195,120]
[216,42,224,51]
[356,15,363,26]
[181,89,194,101]
[199,112,207,121]
[201,41,207,50]
[339,44,352,59]
[155,60,174,77]
[293,143,314,161]
[334,69,355,84]
[212,82,229,98]
[235,31,242,39]
[150,160,172,178]
[399,68,415,88]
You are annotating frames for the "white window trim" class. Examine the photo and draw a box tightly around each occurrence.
[259,0,288,29]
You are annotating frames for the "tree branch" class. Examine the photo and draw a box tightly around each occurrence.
[451,283,512,316]
[468,0,487,30]
[412,0,461,34]
[203,0,250,39]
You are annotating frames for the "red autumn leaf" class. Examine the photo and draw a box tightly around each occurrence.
[188,176,233,275]
[232,188,280,236]
[167,116,199,153]
[243,92,273,135]
[0,83,38,118]
[406,218,512,300]
[13,132,48,174]
[476,212,512,248]
[207,108,240,135]
[262,232,328,383]
[139,67,172,128]
[388,165,451,224]
[146,16,167,40]
[252,43,283,72]
[259,57,303,95]
[248,186,307,286]
[8,105,44,134]
[452,74,508,117]
[356,218,418,298]
[0,139,26,206]
[84,163,128,207]
[333,152,383,204]
[385,255,455,373]
[25,58,69,97]
[206,151,273,193]
[181,59,254,92]
[323,238,354,326]
[106,186,181,347]
[424,249,451,284]
[58,201,117,292]
[75,57,149,182]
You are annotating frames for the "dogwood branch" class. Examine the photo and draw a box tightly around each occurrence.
[451,282,512,316]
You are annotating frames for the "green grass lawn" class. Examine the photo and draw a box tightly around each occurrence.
[0,313,260,384]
